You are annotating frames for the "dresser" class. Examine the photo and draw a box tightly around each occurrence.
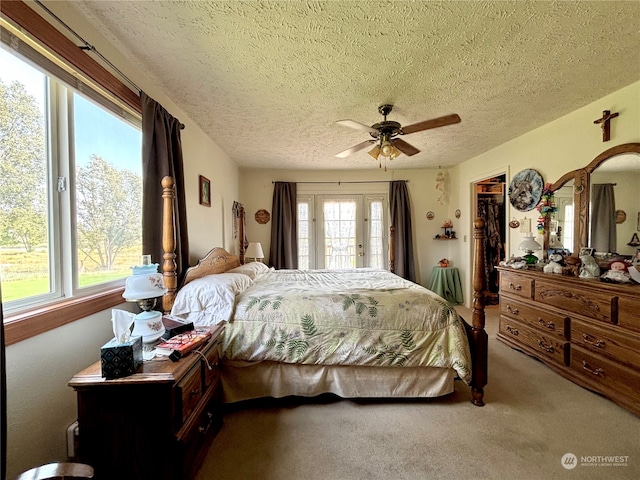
[69,324,225,480]
[497,267,640,416]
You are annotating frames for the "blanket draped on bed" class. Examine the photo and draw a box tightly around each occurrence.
[221,269,472,384]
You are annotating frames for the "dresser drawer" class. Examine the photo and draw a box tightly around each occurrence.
[500,298,568,339]
[500,271,533,299]
[499,317,569,366]
[618,295,640,333]
[177,363,204,427]
[571,319,640,370]
[534,280,615,324]
[178,393,222,479]
[570,346,640,403]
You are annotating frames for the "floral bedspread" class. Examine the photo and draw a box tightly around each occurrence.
[221,268,472,384]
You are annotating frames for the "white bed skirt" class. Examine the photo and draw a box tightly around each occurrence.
[220,360,457,403]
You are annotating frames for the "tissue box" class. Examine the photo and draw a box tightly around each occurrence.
[100,335,143,379]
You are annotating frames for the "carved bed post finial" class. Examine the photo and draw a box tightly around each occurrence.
[470,217,488,406]
[162,176,177,313]
[239,204,246,264]
[389,225,396,273]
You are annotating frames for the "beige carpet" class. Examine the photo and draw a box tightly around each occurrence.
[196,306,640,480]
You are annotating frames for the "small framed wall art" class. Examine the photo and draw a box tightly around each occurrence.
[199,175,211,207]
[255,209,271,224]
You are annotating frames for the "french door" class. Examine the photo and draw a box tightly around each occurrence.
[298,194,388,270]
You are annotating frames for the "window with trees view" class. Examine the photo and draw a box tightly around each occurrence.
[0,45,142,314]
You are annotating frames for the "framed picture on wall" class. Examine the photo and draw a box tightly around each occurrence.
[199,175,211,207]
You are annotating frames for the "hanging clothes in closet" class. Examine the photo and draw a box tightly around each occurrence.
[477,197,505,303]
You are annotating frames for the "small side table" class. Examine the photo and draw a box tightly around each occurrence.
[69,324,225,480]
[429,266,463,304]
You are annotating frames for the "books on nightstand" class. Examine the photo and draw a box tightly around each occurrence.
[155,328,212,361]
[161,315,195,339]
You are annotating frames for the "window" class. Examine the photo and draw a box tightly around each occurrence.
[1,43,142,315]
[297,192,388,270]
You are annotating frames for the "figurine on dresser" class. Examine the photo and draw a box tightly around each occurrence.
[600,260,632,283]
[579,254,600,279]
[562,255,581,276]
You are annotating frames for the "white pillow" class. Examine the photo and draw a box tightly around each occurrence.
[170,272,253,326]
[227,262,270,280]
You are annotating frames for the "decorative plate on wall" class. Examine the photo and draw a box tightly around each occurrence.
[255,209,270,224]
[508,169,544,212]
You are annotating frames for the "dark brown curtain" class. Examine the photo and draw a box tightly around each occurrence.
[390,180,416,282]
[590,183,616,253]
[141,92,189,283]
[269,182,298,269]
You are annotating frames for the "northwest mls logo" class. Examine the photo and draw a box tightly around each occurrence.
[562,453,630,469]
[562,453,578,470]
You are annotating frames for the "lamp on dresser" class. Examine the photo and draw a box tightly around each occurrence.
[519,233,542,264]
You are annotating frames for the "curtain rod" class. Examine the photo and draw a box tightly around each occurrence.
[33,0,185,130]
[272,180,409,184]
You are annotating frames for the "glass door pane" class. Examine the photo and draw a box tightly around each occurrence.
[317,196,363,269]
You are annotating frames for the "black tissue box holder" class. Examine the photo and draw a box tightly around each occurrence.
[101,335,143,379]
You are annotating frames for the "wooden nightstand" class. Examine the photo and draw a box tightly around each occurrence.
[69,324,225,480]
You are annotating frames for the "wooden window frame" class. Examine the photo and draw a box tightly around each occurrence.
[1,1,142,345]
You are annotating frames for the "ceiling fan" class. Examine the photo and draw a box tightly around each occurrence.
[335,105,461,167]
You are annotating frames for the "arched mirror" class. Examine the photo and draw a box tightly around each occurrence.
[589,153,640,255]
[550,143,640,255]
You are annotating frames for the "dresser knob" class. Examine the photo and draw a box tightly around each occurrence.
[190,388,200,397]
[507,305,519,315]
[537,340,554,353]
[582,361,604,376]
[509,282,522,291]
[582,333,605,348]
[506,325,519,336]
[538,318,555,330]
[198,411,215,434]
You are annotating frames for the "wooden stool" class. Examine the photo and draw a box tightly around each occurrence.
[15,462,94,480]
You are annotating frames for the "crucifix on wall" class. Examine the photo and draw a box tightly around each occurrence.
[593,109,619,142]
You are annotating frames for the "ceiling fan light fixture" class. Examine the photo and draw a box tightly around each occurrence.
[380,139,394,157]
[368,145,381,160]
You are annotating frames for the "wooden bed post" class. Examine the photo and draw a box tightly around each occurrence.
[239,204,245,264]
[470,218,488,406]
[162,176,178,313]
[389,225,395,273]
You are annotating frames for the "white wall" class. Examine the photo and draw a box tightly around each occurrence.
[452,81,640,306]
[4,2,240,478]
[240,167,462,289]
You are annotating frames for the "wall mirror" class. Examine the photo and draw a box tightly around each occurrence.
[550,143,640,255]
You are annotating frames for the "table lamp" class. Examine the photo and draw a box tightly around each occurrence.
[122,255,168,343]
[519,233,542,265]
[245,242,264,263]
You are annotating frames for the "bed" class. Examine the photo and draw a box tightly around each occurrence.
[158,176,488,407]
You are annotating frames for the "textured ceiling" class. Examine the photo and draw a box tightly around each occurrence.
[68,1,640,170]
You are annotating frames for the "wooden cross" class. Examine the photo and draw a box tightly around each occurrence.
[593,109,619,142]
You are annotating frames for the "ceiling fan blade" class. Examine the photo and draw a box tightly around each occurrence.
[392,138,420,156]
[401,114,461,135]
[335,140,374,158]
[336,119,379,135]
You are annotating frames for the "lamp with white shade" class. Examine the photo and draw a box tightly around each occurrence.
[245,242,264,263]
[518,233,542,264]
[122,255,168,343]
